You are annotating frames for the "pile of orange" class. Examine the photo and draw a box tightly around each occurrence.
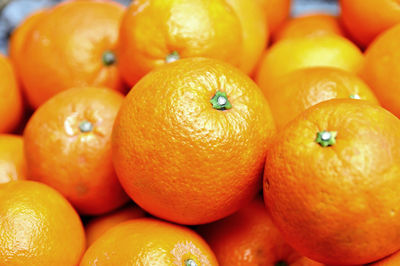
[2,0,400,265]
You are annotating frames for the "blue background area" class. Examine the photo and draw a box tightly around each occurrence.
[0,0,339,55]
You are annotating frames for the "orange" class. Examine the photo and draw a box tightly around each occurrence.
[0,54,23,133]
[80,218,218,265]
[273,13,346,42]
[261,67,379,130]
[360,24,400,118]
[255,35,364,88]
[117,0,243,86]
[257,0,291,35]
[225,0,269,74]
[370,250,400,265]
[0,134,26,184]
[0,180,85,265]
[340,0,400,48]
[86,204,146,247]
[15,0,125,109]
[24,87,128,215]
[264,99,400,265]
[197,196,323,266]
[112,57,276,225]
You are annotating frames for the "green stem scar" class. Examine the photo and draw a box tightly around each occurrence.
[275,261,288,266]
[315,130,337,147]
[165,51,180,63]
[185,259,197,266]
[210,91,232,110]
[102,51,116,66]
[349,94,361,99]
[79,121,93,133]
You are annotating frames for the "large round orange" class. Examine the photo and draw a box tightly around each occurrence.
[15,0,125,109]
[0,134,26,184]
[112,57,276,225]
[264,99,400,265]
[0,54,23,133]
[117,0,244,86]
[24,87,128,215]
[360,24,400,118]
[261,67,379,130]
[86,204,146,247]
[256,0,291,35]
[340,0,400,48]
[273,13,346,42]
[255,35,364,88]
[80,218,218,265]
[371,250,400,265]
[197,196,323,266]
[225,0,269,74]
[0,180,85,265]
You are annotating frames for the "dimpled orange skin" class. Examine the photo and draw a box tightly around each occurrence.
[370,250,400,265]
[256,0,291,35]
[261,67,379,130]
[0,135,27,184]
[117,0,243,86]
[86,204,146,247]
[0,181,85,265]
[0,54,23,133]
[198,196,324,266]
[360,24,400,118]
[255,35,364,89]
[225,0,269,74]
[24,87,129,215]
[340,0,400,48]
[16,0,125,109]
[80,218,218,265]
[112,57,276,225]
[264,99,400,265]
[273,14,346,42]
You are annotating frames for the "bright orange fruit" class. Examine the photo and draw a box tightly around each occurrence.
[112,57,276,225]
[0,134,26,184]
[264,99,400,265]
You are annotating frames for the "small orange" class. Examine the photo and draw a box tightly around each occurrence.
[80,218,218,265]
[117,0,244,86]
[257,0,291,35]
[197,196,323,266]
[0,180,85,265]
[273,13,346,42]
[260,67,379,130]
[24,87,128,215]
[0,134,26,184]
[112,57,276,225]
[360,23,400,118]
[15,0,126,109]
[340,0,400,48]
[370,250,400,266]
[86,204,146,247]
[0,54,23,133]
[264,99,400,265]
[255,35,364,88]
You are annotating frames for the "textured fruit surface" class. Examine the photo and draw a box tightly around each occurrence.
[86,204,146,247]
[118,0,244,86]
[257,0,291,34]
[0,54,23,133]
[360,24,400,118]
[80,218,218,265]
[24,87,128,215]
[256,35,364,88]
[264,99,400,265]
[340,0,400,47]
[0,180,85,265]
[112,57,276,225]
[261,67,379,130]
[16,0,125,108]
[0,134,26,184]
[198,196,324,266]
